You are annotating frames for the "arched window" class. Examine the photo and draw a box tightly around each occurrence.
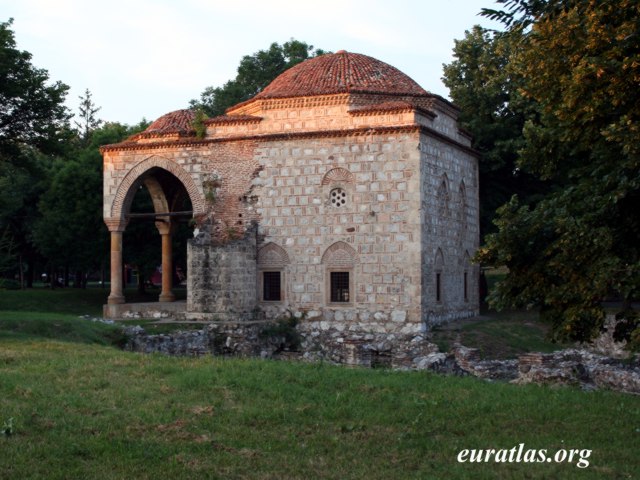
[437,176,449,219]
[257,243,290,302]
[322,241,357,304]
[322,168,354,209]
[458,181,468,231]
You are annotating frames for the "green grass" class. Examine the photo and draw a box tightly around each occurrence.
[1,338,639,479]
[0,286,187,317]
[0,311,126,346]
[430,310,567,359]
[1,288,639,478]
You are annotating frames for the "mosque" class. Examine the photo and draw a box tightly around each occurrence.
[102,50,479,337]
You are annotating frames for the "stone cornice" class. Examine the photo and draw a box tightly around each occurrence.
[100,125,422,152]
[101,123,478,157]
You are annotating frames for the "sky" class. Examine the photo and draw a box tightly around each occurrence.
[1,0,501,125]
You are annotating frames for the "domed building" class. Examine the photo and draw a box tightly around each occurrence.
[102,51,479,359]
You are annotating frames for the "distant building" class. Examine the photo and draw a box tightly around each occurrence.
[102,50,479,336]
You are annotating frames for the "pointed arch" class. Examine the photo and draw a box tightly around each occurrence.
[437,175,450,218]
[434,248,445,268]
[110,155,206,220]
[458,180,468,227]
[321,241,358,267]
[257,242,290,268]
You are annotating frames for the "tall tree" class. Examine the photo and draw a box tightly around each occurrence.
[476,0,640,346]
[0,19,70,160]
[191,39,327,116]
[33,121,149,287]
[74,88,102,145]
[442,26,546,238]
[0,19,71,285]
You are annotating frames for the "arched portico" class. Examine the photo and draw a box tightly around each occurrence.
[104,157,206,306]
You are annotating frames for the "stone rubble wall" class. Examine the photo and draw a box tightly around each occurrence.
[120,321,640,395]
[187,227,258,321]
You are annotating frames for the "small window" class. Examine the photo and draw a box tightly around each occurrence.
[330,188,347,207]
[436,272,442,303]
[330,272,350,302]
[463,271,468,302]
[263,271,281,301]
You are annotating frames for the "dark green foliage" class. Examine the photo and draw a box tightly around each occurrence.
[0,277,20,289]
[191,39,327,116]
[0,19,70,159]
[476,0,640,343]
[32,121,148,283]
[442,25,547,238]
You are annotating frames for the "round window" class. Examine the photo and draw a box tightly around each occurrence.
[330,188,347,207]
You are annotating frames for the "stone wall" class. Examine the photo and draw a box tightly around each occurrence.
[419,131,480,326]
[186,225,258,321]
[251,130,424,328]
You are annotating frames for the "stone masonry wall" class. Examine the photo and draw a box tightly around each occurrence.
[250,130,424,332]
[186,226,258,321]
[419,131,480,326]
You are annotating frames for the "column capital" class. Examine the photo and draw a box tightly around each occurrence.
[104,217,128,232]
[155,218,173,235]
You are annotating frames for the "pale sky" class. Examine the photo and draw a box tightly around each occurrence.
[1,0,501,125]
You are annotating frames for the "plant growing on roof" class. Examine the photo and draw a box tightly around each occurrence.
[191,108,208,139]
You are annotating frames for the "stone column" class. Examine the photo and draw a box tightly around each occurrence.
[105,218,127,305]
[156,219,175,302]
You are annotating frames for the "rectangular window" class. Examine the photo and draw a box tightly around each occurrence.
[464,272,468,302]
[330,272,350,303]
[263,271,281,301]
[436,272,442,302]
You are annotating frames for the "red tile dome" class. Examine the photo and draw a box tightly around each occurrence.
[144,109,196,135]
[254,51,428,100]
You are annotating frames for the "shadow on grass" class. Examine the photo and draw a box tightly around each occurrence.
[429,309,569,359]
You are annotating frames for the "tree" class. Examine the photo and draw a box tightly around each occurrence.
[0,19,71,286]
[33,121,149,288]
[191,39,327,116]
[74,88,102,145]
[442,26,547,238]
[475,0,640,345]
[0,19,70,160]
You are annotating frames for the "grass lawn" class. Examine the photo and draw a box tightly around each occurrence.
[1,337,639,479]
[429,310,568,359]
[1,288,639,478]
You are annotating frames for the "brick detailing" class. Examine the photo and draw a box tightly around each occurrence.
[321,167,354,185]
[205,115,263,125]
[321,241,358,267]
[110,156,206,219]
[257,242,290,268]
[104,218,128,232]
